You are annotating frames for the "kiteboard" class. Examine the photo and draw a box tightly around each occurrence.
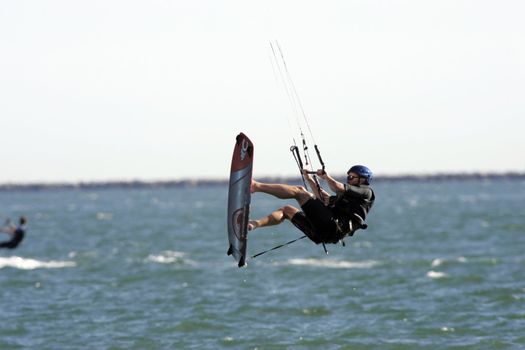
[227,132,254,267]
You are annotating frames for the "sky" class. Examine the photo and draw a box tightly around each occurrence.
[1,0,524,183]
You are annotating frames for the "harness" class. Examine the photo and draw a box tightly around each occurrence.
[327,187,375,245]
[331,213,368,246]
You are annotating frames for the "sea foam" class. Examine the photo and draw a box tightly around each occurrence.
[427,270,448,279]
[145,250,196,266]
[283,258,378,269]
[0,256,76,270]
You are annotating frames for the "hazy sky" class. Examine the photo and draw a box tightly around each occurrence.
[1,0,524,183]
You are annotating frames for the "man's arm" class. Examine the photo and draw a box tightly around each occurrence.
[317,170,345,193]
[1,226,15,235]
[1,219,16,234]
[302,170,321,198]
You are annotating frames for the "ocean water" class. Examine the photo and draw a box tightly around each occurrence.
[1,179,524,350]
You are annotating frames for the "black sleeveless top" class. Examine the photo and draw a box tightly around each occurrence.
[328,184,375,234]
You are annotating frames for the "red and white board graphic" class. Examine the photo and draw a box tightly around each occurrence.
[227,132,254,267]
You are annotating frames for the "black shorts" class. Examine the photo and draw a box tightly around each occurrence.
[291,198,339,244]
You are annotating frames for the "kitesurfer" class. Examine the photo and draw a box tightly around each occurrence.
[0,216,27,249]
[249,166,375,244]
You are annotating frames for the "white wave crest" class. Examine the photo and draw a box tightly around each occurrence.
[427,270,448,279]
[432,256,468,267]
[457,256,467,263]
[145,251,196,265]
[284,258,378,269]
[431,258,444,267]
[0,257,76,270]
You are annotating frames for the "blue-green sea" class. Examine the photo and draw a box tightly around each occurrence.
[1,179,524,349]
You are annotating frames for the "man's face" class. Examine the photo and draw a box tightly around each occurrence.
[347,172,360,185]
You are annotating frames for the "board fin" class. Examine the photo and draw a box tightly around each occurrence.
[238,256,246,267]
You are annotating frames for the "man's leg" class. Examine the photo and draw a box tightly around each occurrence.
[252,180,312,206]
[249,180,314,231]
[249,205,300,231]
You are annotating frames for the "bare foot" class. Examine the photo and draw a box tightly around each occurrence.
[248,220,259,231]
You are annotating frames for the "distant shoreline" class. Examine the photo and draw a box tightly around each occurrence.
[1,172,524,191]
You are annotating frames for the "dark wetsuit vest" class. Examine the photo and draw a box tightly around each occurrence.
[0,226,25,249]
[329,183,375,234]
[292,184,375,244]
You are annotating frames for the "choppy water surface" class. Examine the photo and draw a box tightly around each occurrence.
[1,180,524,349]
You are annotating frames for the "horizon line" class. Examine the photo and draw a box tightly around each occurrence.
[1,171,524,190]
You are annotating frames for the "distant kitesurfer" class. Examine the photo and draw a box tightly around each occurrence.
[0,216,27,249]
[249,166,375,244]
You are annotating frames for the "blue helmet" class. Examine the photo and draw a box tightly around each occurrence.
[348,165,373,184]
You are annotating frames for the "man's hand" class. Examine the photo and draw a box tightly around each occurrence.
[316,169,327,179]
